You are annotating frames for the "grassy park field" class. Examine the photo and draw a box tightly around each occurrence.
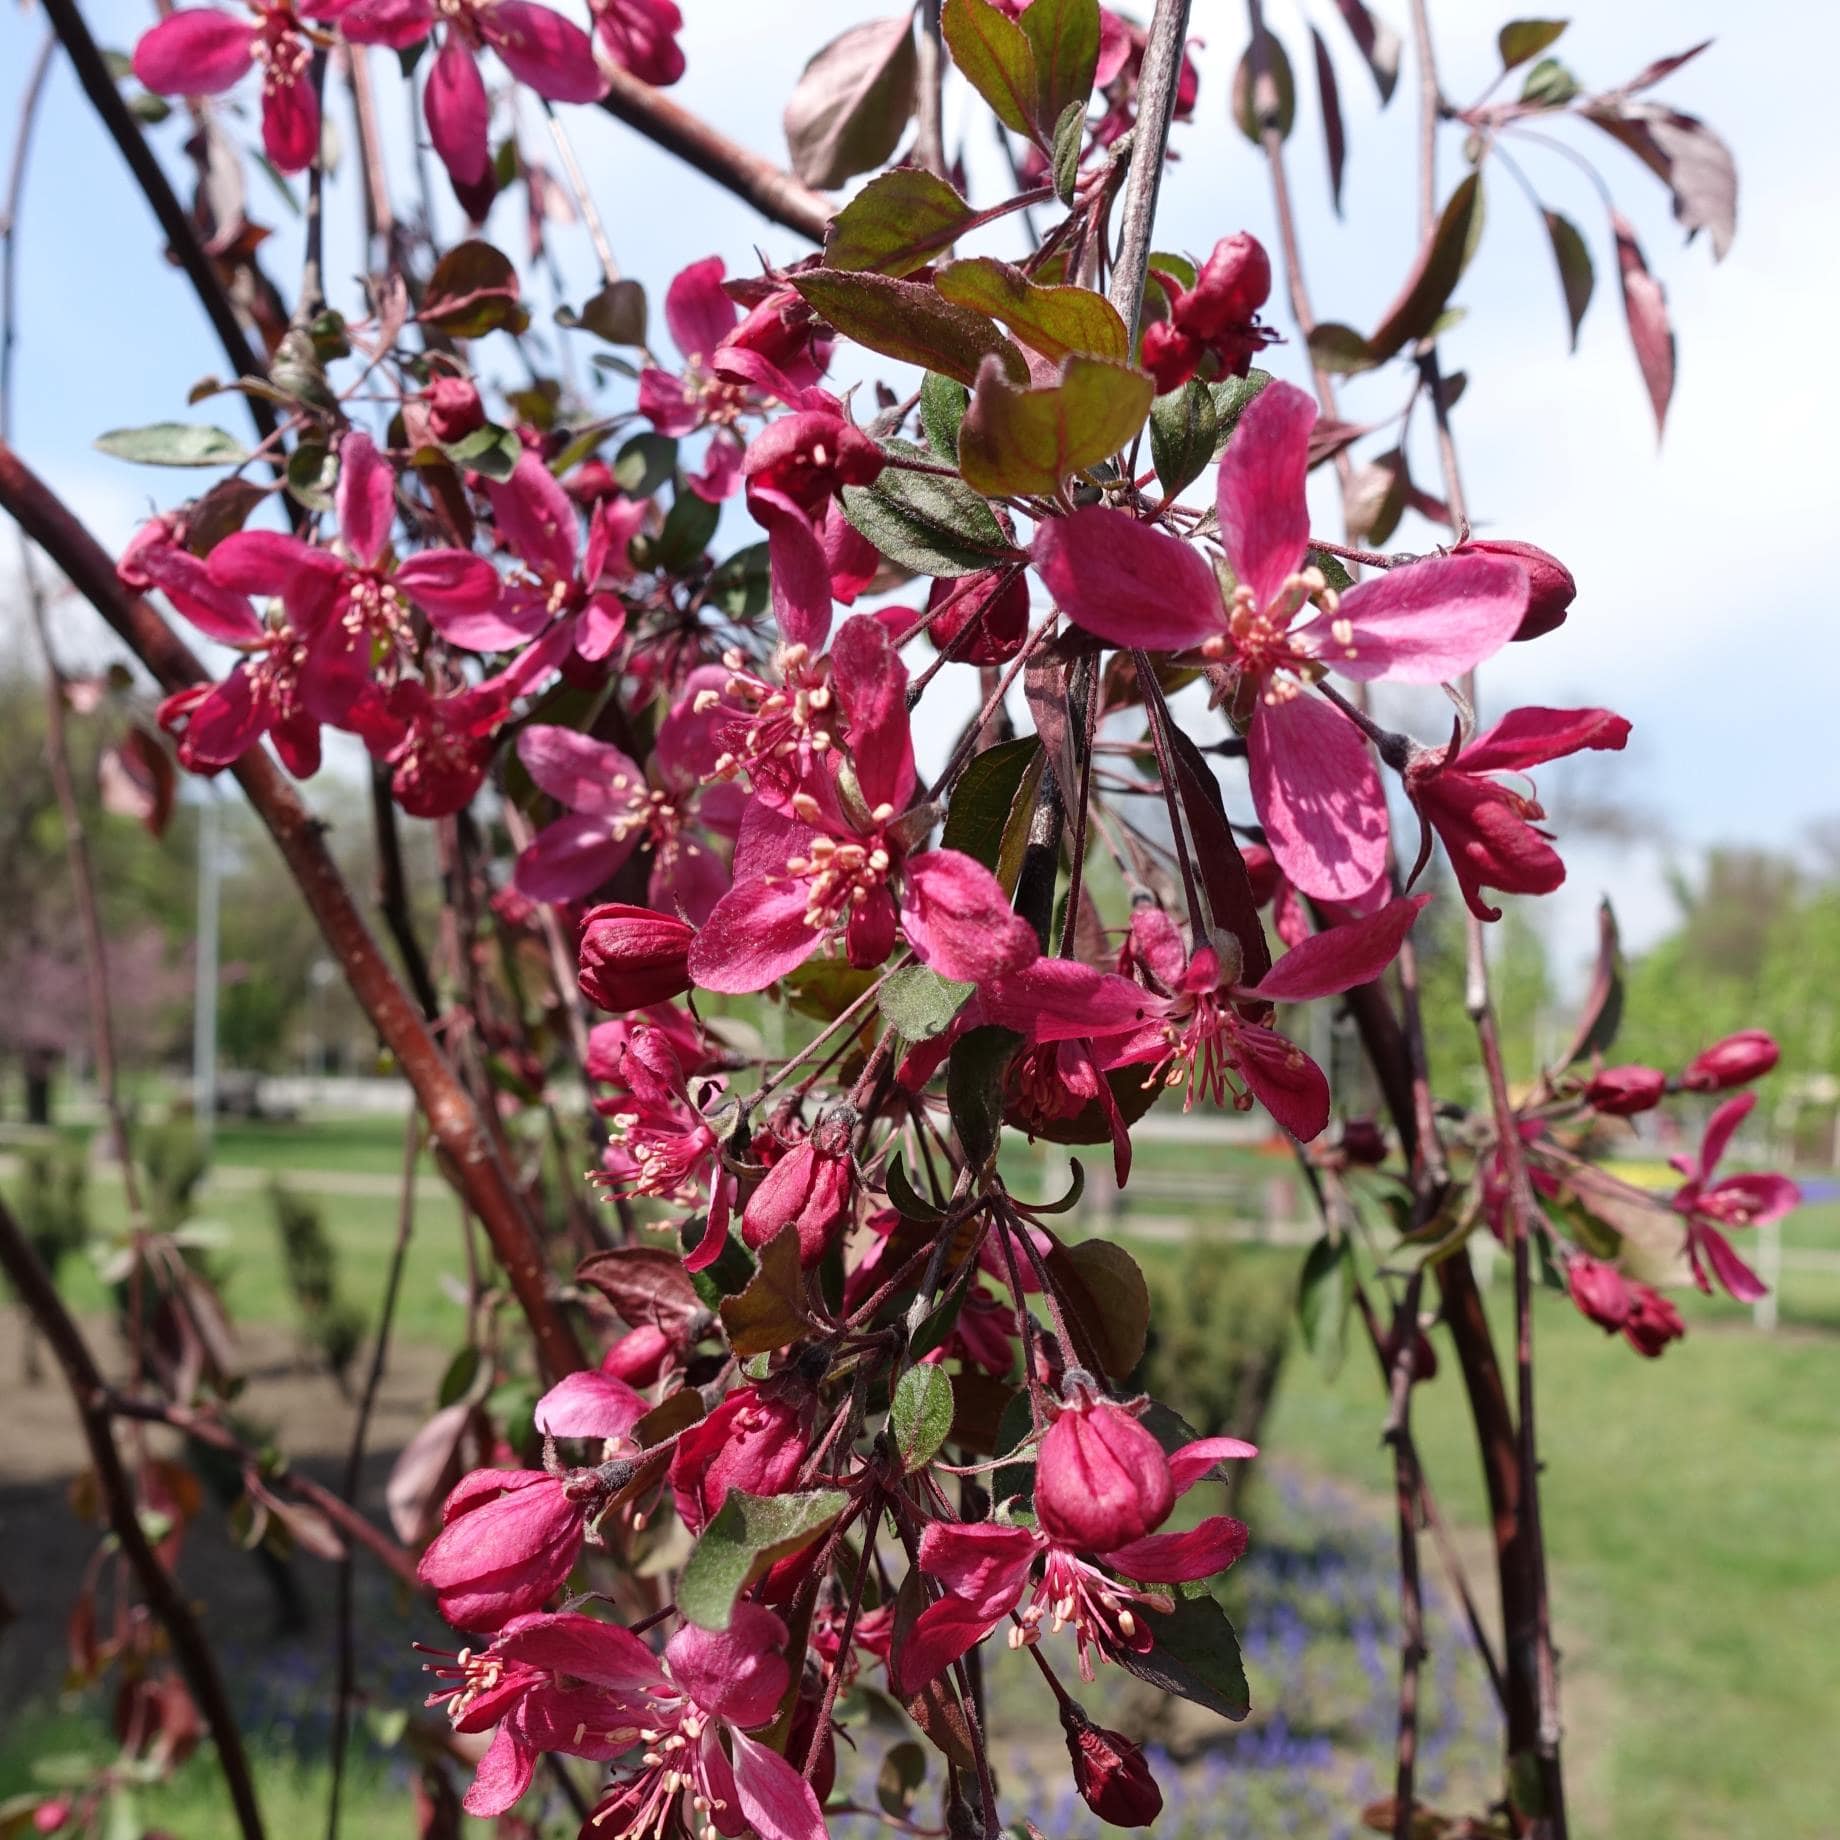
[3,1111,1834,1838]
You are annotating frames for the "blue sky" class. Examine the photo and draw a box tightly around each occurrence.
[3,0,1836,976]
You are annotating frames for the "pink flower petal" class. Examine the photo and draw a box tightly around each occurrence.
[1297,551,1528,685]
[664,256,736,364]
[425,31,490,188]
[688,876,823,994]
[979,959,1161,1043]
[1032,506,1223,651]
[322,0,435,51]
[1251,895,1430,1002]
[133,543,262,643]
[1167,1436,1259,1493]
[900,849,1039,984]
[1216,379,1313,611]
[182,666,267,766]
[516,723,647,816]
[916,1518,1040,1611]
[498,1611,664,1691]
[460,1719,538,1818]
[1458,706,1632,775]
[666,1605,790,1730]
[729,1730,832,1840]
[1103,1514,1248,1583]
[897,1592,1007,1699]
[1698,1091,1755,1179]
[750,486,833,653]
[514,812,641,904]
[828,611,914,811]
[489,451,580,581]
[1247,692,1389,902]
[484,1,608,103]
[1696,1224,1768,1303]
[533,1370,647,1441]
[262,68,319,174]
[394,549,503,618]
[132,10,254,95]
[1235,1020,1331,1140]
[336,430,395,567]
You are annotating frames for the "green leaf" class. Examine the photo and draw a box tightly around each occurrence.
[1306,322,1379,375]
[890,1364,955,1471]
[1018,0,1101,129]
[1297,1232,1353,1375]
[1520,56,1580,107]
[793,269,1028,389]
[941,735,1043,871]
[1149,381,1218,497]
[436,1345,482,1407]
[880,964,974,1041]
[957,353,1153,497]
[679,1487,849,1629]
[285,440,337,511]
[919,371,971,464]
[707,542,772,618]
[877,1741,928,1820]
[1232,30,1296,142]
[421,240,528,337]
[557,278,648,345]
[681,1212,755,1305]
[1030,1157,1085,1214]
[942,0,1041,138]
[651,487,721,572]
[1051,98,1085,206]
[947,1025,1021,1169]
[826,169,980,278]
[1497,18,1568,70]
[1116,1588,1251,1719]
[719,1224,809,1357]
[1542,208,1594,350]
[443,422,523,482]
[1209,367,1275,449]
[841,447,1019,577]
[884,1153,946,1224]
[1366,172,1484,361]
[1051,1237,1151,1378]
[935,257,1128,363]
[94,422,249,468]
[613,432,677,497]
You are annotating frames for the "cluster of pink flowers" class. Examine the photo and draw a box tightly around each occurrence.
[105,1,1783,1823]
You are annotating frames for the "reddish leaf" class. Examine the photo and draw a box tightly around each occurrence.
[1367,173,1484,360]
[1165,723,1271,990]
[1311,28,1346,214]
[420,241,527,337]
[1232,30,1295,142]
[99,725,177,838]
[942,0,1041,139]
[1585,103,1736,262]
[793,269,1027,388]
[1617,38,1712,95]
[825,169,979,278]
[575,1244,705,1338]
[1017,0,1101,130]
[386,1402,473,1545]
[1610,209,1674,438]
[783,16,918,188]
[956,353,1152,496]
[1542,208,1594,350]
[1332,0,1399,102]
[935,256,1129,363]
[1558,898,1624,1067]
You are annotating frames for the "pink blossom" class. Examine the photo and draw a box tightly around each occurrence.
[742,1111,857,1268]
[1669,1092,1799,1303]
[1405,706,1632,920]
[1035,380,1529,899]
[590,0,685,85]
[668,1387,808,1533]
[1140,233,1277,393]
[900,1426,1253,1691]
[133,3,322,173]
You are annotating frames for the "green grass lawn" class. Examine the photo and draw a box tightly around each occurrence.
[1261,1262,1840,1840]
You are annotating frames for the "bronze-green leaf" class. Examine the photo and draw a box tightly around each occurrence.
[942,0,1041,139]
[825,169,980,278]
[718,1224,809,1357]
[957,353,1153,496]
[935,256,1128,363]
[793,269,1026,388]
[1366,172,1484,360]
[1017,0,1101,129]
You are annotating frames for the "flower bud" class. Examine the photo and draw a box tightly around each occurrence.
[1184,232,1272,338]
[577,903,695,1012]
[669,1386,807,1532]
[424,375,485,444]
[1463,538,1576,642]
[1684,1030,1779,1093]
[1061,1708,1164,1828]
[741,1137,854,1267]
[1338,1117,1389,1166]
[926,568,1030,664]
[1567,1256,1634,1332]
[601,1322,675,1386]
[1584,1064,1667,1117]
[1621,1282,1686,1358]
[1036,1392,1174,1551]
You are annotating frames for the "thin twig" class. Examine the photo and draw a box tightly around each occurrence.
[326,1111,423,1840]
[0,1196,266,1840]
[543,99,620,284]
[915,0,947,178]
[1107,0,1194,338]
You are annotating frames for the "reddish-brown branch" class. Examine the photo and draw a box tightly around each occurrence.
[0,440,588,1383]
[596,66,830,242]
[0,1195,266,1840]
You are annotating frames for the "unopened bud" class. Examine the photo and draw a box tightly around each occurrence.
[1683,1030,1779,1093]
[1036,1392,1174,1552]
[1584,1064,1667,1117]
[577,903,695,1012]
[1464,538,1576,642]
[1060,1706,1164,1828]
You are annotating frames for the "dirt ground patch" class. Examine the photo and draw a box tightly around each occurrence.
[0,1306,451,1718]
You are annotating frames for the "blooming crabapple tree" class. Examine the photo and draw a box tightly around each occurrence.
[0,2,1788,1839]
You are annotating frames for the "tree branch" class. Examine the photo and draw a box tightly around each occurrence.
[596,66,830,242]
[0,440,588,1383]
[0,1193,266,1840]
[1107,0,1194,337]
